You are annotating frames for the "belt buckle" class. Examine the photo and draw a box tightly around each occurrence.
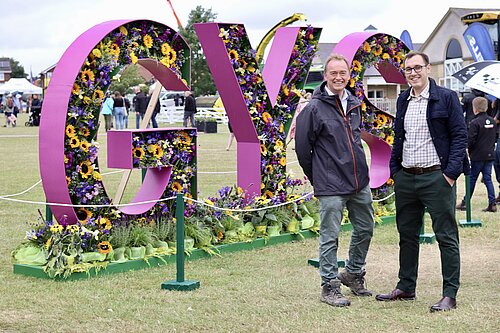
[414,167,424,175]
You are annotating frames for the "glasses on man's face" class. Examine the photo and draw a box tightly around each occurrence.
[404,64,427,75]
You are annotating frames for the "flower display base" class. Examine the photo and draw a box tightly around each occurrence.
[13,216,395,281]
[419,233,436,244]
[307,258,345,269]
[161,279,200,291]
[458,219,482,228]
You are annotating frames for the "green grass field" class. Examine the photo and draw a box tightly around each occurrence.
[0,113,499,332]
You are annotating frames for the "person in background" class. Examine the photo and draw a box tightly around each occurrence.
[30,94,42,126]
[101,92,114,132]
[288,91,312,145]
[456,96,497,212]
[147,93,160,128]
[183,91,197,127]
[376,51,468,312]
[133,87,148,128]
[2,94,15,127]
[461,89,493,128]
[492,98,500,204]
[295,53,374,307]
[123,94,131,128]
[112,91,126,130]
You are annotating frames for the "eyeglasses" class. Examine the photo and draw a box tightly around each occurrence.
[404,64,427,75]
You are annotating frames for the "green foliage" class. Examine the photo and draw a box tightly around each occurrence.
[180,5,217,96]
[9,58,26,78]
[110,225,132,248]
[108,64,146,95]
[152,218,175,242]
[129,226,153,247]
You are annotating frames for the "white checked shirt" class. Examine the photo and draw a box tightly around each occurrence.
[402,81,441,168]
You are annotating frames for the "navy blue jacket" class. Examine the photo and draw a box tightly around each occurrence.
[295,82,370,196]
[390,78,469,180]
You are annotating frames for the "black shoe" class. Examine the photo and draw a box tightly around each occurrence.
[456,200,466,211]
[430,296,456,312]
[375,288,416,301]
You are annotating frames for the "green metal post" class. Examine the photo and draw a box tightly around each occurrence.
[175,193,185,283]
[419,208,436,244]
[459,174,482,227]
[46,203,53,222]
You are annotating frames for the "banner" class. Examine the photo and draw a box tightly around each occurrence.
[463,22,495,62]
[400,30,414,50]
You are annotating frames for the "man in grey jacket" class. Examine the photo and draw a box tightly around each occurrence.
[295,53,374,307]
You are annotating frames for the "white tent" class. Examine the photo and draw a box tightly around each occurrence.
[0,78,42,95]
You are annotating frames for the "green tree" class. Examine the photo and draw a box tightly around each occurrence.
[180,6,217,97]
[9,58,26,78]
[108,64,146,95]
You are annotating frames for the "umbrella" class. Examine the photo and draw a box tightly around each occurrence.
[452,60,500,99]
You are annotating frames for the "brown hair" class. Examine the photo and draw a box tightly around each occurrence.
[405,51,430,65]
[324,53,350,70]
[472,96,488,113]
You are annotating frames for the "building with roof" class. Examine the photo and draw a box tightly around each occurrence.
[0,58,12,84]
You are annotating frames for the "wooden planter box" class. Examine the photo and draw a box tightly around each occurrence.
[204,121,217,133]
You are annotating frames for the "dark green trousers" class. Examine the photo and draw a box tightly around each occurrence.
[394,169,460,298]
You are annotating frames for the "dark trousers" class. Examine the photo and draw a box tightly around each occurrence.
[394,169,460,298]
[183,111,196,127]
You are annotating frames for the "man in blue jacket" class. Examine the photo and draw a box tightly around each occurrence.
[296,53,374,307]
[376,51,468,312]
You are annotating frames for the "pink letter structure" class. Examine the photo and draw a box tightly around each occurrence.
[195,23,321,197]
[333,32,408,187]
[39,20,190,224]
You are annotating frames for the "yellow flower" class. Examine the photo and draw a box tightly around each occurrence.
[80,140,90,152]
[361,101,367,111]
[66,224,80,233]
[373,45,383,56]
[143,34,153,48]
[92,89,104,102]
[148,144,163,158]
[69,136,80,148]
[161,43,171,55]
[279,157,287,166]
[265,165,273,174]
[169,49,177,64]
[282,85,289,96]
[204,199,214,206]
[352,60,362,72]
[45,237,52,250]
[97,241,112,254]
[80,127,90,137]
[92,171,102,181]
[92,48,102,58]
[66,176,71,185]
[110,43,120,56]
[49,224,63,233]
[377,113,388,124]
[160,57,171,68]
[130,51,138,64]
[97,217,112,230]
[171,181,183,192]
[262,112,272,124]
[72,83,80,95]
[83,96,91,105]
[385,136,394,145]
[275,139,284,150]
[264,190,274,198]
[386,178,394,186]
[382,53,390,60]
[81,69,95,82]
[279,123,284,133]
[260,144,267,155]
[66,124,76,138]
[76,208,93,224]
[349,78,355,88]
[363,42,371,53]
[383,36,389,44]
[228,49,239,61]
[79,160,93,179]
[133,147,145,160]
[119,26,128,36]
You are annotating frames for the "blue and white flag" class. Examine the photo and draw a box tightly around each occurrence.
[400,30,414,50]
[463,23,495,62]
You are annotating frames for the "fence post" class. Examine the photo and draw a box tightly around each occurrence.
[459,175,482,227]
[161,193,200,291]
[419,208,436,244]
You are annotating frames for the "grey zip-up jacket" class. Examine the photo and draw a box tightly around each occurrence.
[295,82,370,196]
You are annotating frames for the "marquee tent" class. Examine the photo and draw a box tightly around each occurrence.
[0,78,42,95]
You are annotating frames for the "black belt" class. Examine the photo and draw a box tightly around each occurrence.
[403,165,441,175]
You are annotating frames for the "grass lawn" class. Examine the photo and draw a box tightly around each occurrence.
[0,113,499,332]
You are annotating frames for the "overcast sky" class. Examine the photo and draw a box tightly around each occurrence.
[1,0,497,75]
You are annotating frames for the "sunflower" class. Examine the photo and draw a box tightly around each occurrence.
[352,60,362,72]
[373,120,381,129]
[377,113,388,124]
[160,57,171,68]
[382,53,390,60]
[282,85,289,96]
[81,68,95,82]
[133,147,145,160]
[119,26,128,36]
[349,78,355,88]
[262,112,272,124]
[66,176,71,185]
[97,241,112,254]
[97,217,112,230]
[169,49,177,64]
[80,140,90,152]
[264,190,274,198]
[363,42,371,53]
[76,208,93,224]
[92,89,104,102]
[129,51,138,64]
[148,144,163,158]
[275,139,284,150]
[65,124,76,138]
[265,165,273,174]
[72,83,80,95]
[66,224,80,233]
[171,181,183,192]
[385,136,394,145]
[279,123,284,133]
[83,96,91,105]
[260,144,267,155]
[80,127,90,137]
[373,45,383,56]
[228,49,239,61]
[69,136,80,148]
[143,34,153,48]
[279,157,287,166]
[386,178,394,186]
[161,43,171,55]
[361,101,367,111]
[110,43,120,56]
[79,160,93,179]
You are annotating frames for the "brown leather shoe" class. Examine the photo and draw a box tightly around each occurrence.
[482,203,497,212]
[430,296,456,312]
[375,288,415,301]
